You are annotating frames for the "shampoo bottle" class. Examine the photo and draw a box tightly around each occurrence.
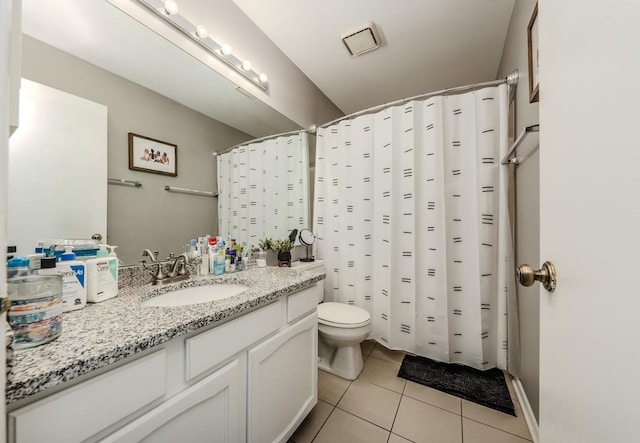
[86,244,119,303]
[40,246,86,312]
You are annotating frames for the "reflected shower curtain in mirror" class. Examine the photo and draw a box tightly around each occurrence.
[218,131,309,249]
[313,85,515,370]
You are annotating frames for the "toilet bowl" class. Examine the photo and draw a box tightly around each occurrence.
[317,302,371,380]
[288,260,371,380]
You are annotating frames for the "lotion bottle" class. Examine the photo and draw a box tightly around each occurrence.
[86,244,119,303]
[40,246,86,312]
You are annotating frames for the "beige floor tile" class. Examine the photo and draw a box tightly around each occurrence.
[290,400,334,443]
[462,418,532,443]
[461,400,530,440]
[313,408,390,443]
[337,379,401,430]
[361,339,376,356]
[392,396,462,443]
[358,355,406,393]
[403,380,461,414]
[318,369,351,406]
[389,433,414,443]
[370,343,406,365]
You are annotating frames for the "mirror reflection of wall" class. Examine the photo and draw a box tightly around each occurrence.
[217,131,310,248]
[8,79,107,256]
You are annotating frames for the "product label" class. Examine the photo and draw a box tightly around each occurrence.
[109,260,117,281]
[70,265,85,288]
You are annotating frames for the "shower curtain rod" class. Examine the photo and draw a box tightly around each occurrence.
[214,129,308,157]
[320,70,519,129]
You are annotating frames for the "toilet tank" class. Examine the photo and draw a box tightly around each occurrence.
[289,260,325,303]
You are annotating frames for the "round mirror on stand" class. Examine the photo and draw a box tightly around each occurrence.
[299,229,316,262]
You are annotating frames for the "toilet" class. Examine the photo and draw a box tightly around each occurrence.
[289,260,371,380]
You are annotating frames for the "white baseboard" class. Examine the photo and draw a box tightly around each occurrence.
[511,377,539,443]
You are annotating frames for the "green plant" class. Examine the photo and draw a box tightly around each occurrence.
[258,238,274,251]
[272,238,294,253]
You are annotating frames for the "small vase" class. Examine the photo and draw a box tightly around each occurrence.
[277,251,292,267]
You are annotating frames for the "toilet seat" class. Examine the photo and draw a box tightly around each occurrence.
[317,302,371,329]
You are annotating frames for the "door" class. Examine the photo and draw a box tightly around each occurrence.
[102,359,242,443]
[0,0,19,441]
[539,2,640,442]
[247,313,317,443]
[7,79,108,256]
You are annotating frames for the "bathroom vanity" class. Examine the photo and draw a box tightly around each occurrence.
[5,267,324,442]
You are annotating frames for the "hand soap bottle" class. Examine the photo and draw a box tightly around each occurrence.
[40,246,86,312]
[86,244,119,303]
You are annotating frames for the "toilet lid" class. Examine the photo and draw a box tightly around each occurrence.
[317,302,370,326]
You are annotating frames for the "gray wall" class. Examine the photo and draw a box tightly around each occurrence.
[21,36,253,265]
[497,1,540,421]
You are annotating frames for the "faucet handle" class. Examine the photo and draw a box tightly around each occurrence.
[166,252,175,260]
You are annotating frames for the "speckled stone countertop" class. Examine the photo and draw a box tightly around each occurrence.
[6,266,324,404]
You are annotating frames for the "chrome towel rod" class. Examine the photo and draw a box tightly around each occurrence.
[164,185,217,197]
[501,124,540,165]
[108,178,142,187]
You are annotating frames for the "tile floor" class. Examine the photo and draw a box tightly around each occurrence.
[290,340,532,443]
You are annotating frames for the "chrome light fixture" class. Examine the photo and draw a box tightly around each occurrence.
[132,0,269,92]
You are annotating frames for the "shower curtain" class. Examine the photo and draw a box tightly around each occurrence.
[313,84,515,371]
[218,131,309,249]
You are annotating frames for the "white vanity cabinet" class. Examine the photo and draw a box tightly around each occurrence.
[7,281,321,443]
[103,358,244,443]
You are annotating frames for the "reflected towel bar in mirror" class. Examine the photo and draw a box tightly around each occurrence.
[108,178,142,187]
[164,185,217,197]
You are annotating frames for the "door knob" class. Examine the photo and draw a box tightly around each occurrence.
[517,261,557,292]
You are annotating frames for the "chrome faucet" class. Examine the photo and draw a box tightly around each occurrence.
[142,249,158,262]
[167,253,189,278]
[141,250,190,285]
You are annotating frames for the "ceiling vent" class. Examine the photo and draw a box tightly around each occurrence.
[341,22,381,57]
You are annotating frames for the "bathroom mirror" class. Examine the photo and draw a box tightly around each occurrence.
[18,0,315,265]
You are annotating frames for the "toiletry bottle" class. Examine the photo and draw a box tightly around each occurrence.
[36,256,57,275]
[27,241,45,271]
[214,250,225,275]
[107,245,118,257]
[40,246,86,312]
[7,257,30,279]
[200,245,210,276]
[86,244,118,303]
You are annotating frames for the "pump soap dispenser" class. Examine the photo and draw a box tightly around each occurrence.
[40,246,86,312]
[86,244,119,303]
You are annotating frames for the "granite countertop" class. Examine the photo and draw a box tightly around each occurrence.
[7,266,324,404]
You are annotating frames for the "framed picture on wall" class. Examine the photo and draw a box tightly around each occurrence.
[527,2,540,103]
[128,133,178,176]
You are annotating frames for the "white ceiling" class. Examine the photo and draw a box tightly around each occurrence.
[233,0,516,115]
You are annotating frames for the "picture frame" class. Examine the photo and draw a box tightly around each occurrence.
[527,2,540,103]
[128,133,177,176]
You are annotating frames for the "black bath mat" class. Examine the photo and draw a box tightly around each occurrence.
[398,354,515,416]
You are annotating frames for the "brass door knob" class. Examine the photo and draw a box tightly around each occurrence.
[516,261,557,292]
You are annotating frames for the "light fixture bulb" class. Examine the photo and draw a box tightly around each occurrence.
[259,73,268,83]
[196,25,208,39]
[221,44,232,56]
[164,0,179,15]
[242,60,252,71]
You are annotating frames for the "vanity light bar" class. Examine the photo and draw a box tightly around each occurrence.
[131,0,269,92]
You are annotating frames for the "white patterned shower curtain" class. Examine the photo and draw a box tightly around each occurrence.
[313,84,515,371]
[218,131,309,249]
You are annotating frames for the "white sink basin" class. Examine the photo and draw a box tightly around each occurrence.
[142,284,249,307]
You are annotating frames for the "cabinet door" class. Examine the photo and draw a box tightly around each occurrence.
[247,313,317,443]
[103,359,242,443]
